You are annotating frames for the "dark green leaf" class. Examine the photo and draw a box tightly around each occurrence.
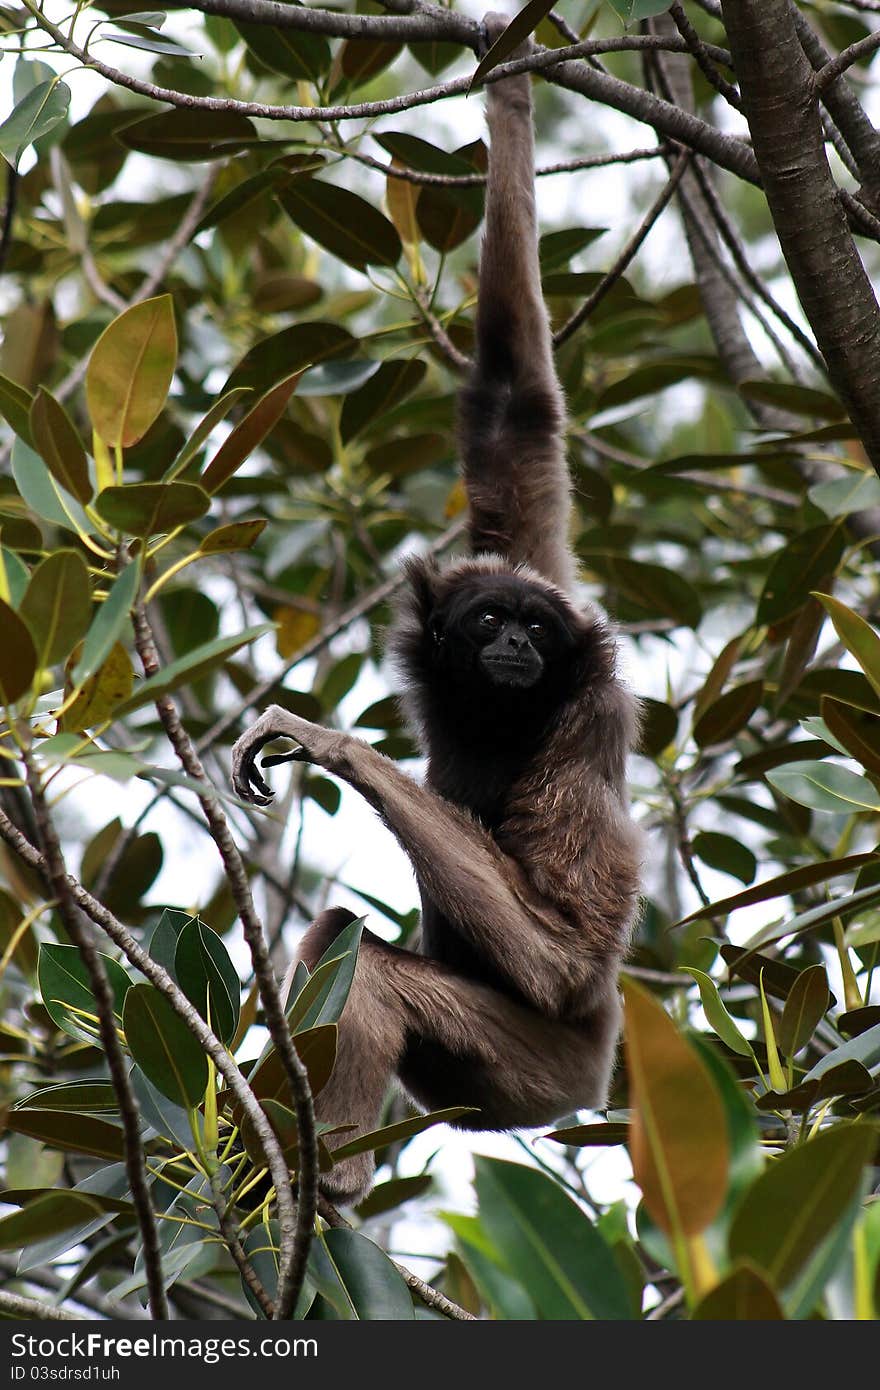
[122,983,208,1108]
[279,181,401,270]
[728,1125,875,1288]
[95,482,209,536]
[20,550,91,669]
[474,1156,632,1320]
[29,388,91,504]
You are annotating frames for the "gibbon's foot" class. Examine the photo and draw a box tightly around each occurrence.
[231,705,346,805]
[319,1148,375,1206]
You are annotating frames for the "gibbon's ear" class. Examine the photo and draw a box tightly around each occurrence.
[400,554,442,626]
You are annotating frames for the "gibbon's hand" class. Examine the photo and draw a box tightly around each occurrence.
[231,705,345,805]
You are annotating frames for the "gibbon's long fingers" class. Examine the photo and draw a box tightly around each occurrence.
[231,729,282,804]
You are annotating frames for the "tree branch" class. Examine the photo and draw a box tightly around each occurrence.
[553,147,691,348]
[720,0,880,475]
[130,604,315,1320]
[815,29,880,90]
[20,744,167,1320]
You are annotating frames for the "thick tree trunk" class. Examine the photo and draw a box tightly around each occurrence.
[721,0,880,475]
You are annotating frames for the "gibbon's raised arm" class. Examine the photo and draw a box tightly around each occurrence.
[459,21,575,593]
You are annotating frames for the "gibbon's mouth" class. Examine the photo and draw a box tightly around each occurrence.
[480,653,543,688]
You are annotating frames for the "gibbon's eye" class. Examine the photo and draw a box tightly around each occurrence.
[527,621,546,638]
[480,610,502,629]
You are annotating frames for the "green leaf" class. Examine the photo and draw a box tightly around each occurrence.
[29,388,91,504]
[0,371,34,443]
[544,1121,631,1146]
[114,624,272,715]
[474,1157,632,1320]
[122,983,208,1109]
[287,917,365,1032]
[0,1193,103,1251]
[0,596,37,705]
[624,979,729,1238]
[693,681,763,748]
[740,378,844,420]
[340,359,426,442]
[809,471,880,517]
[728,1125,875,1289]
[198,519,267,554]
[766,759,880,813]
[95,482,209,536]
[69,561,139,691]
[279,181,401,271]
[756,526,844,626]
[0,79,70,166]
[331,1106,474,1161]
[677,853,875,924]
[16,1081,118,1113]
[201,373,302,494]
[174,917,240,1045]
[692,832,757,885]
[801,1020,880,1083]
[814,593,880,700]
[354,1174,433,1220]
[692,1261,785,1319]
[163,386,252,480]
[539,227,608,272]
[225,323,354,394]
[20,550,91,669]
[680,968,752,1056]
[86,296,177,448]
[779,965,830,1058]
[309,1228,413,1319]
[759,969,787,1093]
[12,438,92,535]
[237,15,330,80]
[38,943,132,1044]
[120,108,257,161]
[5,1109,126,1161]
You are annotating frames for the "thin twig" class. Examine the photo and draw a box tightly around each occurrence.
[553,148,691,348]
[815,29,880,90]
[689,158,826,371]
[0,1290,80,1320]
[354,144,669,188]
[20,744,168,1320]
[412,285,470,373]
[670,1,741,107]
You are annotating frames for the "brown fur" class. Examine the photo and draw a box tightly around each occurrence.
[232,16,642,1202]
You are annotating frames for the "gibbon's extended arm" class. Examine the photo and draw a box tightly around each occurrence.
[231,707,613,1016]
[459,15,575,593]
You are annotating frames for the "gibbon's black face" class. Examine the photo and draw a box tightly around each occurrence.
[430,575,577,691]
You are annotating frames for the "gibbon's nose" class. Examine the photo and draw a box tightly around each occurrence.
[506,626,527,651]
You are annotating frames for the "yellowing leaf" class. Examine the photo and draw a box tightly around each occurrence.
[61,641,134,732]
[624,979,729,1238]
[86,295,177,448]
[275,607,320,660]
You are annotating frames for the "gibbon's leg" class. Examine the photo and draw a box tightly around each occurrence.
[295,912,621,1202]
[459,14,574,591]
[233,709,611,1016]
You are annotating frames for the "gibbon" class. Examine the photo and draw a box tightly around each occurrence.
[232,14,642,1201]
